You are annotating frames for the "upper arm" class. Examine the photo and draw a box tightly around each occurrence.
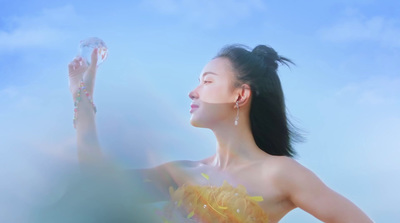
[277,160,372,223]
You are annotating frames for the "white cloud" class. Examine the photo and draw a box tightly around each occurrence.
[141,0,266,28]
[331,75,400,172]
[335,76,400,106]
[0,27,65,50]
[0,5,79,51]
[0,85,43,111]
[318,12,400,48]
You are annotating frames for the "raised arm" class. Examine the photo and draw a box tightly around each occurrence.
[68,50,183,203]
[68,49,103,167]
[277,159,373,223]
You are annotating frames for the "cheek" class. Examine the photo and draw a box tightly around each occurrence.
[202,103,229,115]
[200,85,234,104]
[191,102,232,125]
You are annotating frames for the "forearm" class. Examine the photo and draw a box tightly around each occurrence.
[283,161,373,223]
[324,195,373,223]
[295,182,373,223]
[74,94,103,166]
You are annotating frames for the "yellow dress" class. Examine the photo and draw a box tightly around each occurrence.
[160,174,269,223]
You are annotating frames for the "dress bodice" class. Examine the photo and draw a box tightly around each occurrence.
[160,174,269,223]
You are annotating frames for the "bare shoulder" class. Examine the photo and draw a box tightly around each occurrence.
[265,156,310,174]
[263,156,320,188]
[264,156,329,204]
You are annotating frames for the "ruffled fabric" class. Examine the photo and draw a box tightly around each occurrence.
[160,174,268,223]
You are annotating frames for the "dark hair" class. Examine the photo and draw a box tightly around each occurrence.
[215,44,301,157]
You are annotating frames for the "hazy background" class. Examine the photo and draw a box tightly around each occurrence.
[1,0,399,222]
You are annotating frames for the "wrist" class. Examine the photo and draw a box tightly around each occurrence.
[73,79,97,128]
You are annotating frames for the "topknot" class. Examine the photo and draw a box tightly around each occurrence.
[252,45,293,70]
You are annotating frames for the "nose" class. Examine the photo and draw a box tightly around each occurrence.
[188,87,199,100]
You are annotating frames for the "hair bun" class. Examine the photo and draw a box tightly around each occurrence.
[252,45,280,70]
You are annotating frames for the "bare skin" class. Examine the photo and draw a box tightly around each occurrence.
[69,50,373,222]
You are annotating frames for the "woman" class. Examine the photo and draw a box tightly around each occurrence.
[68,44,372,222]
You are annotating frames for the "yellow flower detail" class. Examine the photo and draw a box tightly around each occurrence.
[162,174,269,222]
[187,210,195,219]
[201,173,209,180]
[248,196,264,202]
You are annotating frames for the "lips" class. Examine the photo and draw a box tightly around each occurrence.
[190,104,199,113]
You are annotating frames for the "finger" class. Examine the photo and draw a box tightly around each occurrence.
[73,60,80,70]
[86,48,98,77]
[69,56,79,68]
[90,48,98,67]
[68,63,75,71]
[75,57,87,68]
[72,56,80,62]
[69,59,86,75]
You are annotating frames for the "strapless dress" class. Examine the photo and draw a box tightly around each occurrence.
[158,174,269,223]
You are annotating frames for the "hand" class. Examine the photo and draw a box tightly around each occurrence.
[68,56,88,98]
[68,48,99,100]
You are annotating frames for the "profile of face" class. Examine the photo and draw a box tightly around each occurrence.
[188,57,240,128]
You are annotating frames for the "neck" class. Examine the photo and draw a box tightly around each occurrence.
[210,117,262,170]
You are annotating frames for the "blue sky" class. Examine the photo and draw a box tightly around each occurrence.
[1,0,399,222]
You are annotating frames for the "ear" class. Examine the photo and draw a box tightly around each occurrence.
[235,84,251,107]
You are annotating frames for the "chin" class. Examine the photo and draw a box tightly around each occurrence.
[190,118,201,127]
[190,117,207,128]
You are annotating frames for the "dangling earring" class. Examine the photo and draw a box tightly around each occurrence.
[235,101,239,126]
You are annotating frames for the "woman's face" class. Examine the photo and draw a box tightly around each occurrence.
[188,57,239,128]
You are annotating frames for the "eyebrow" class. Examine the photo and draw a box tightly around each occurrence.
[198,72,218,81]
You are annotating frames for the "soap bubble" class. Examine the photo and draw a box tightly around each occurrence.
[79,37,108,66]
